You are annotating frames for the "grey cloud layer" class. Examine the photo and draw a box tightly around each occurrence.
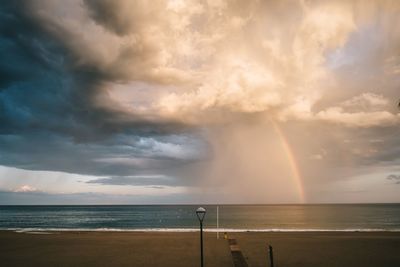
[86,175,178,187]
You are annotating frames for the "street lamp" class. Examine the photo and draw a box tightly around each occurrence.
[196,207,206,267]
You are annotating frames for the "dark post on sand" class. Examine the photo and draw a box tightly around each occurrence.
[196,207,206,267]
[268,244,274,267]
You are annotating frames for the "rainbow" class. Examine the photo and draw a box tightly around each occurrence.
[270,120,306,203]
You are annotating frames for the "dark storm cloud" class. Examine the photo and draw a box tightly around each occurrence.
[83,0,138,36]
[0,1,192,136]
[0,1,205,185]
[0,3,61,87]
[0,2,190,138]
[0,131,206,178]
[0,3,78,137]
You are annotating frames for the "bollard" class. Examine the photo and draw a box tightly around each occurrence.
[268,245,274,267]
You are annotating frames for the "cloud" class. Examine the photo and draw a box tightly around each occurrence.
[13,185,37,193]
[83,0,167,36]
[0,1,207,182]
[2,0,398,135]
[1,0,400,203]
[0,190,192,205]
[341,93,389,109]
[316,108,399,127]
[387,174,400,184]
[0,132,206,179]
[86,175,178,187]
[3,0,398,129]
[313,93,400,127]
[153,1,358,123]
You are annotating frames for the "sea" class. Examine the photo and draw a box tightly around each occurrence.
[1,204,400,232]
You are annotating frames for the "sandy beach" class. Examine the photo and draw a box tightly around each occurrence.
[1,231,400,267]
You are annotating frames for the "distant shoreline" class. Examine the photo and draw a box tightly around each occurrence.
[3,228,400,233]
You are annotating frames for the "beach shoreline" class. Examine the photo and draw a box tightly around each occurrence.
[1,230,400,267]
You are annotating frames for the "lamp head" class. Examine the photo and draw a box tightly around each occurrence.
[196,207,206,222]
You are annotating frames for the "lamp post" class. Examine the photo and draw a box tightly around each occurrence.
[196,207,206,267]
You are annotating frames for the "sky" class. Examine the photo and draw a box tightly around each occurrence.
[0,0,400,204]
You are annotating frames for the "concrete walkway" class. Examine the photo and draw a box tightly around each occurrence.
[227,237,249,267]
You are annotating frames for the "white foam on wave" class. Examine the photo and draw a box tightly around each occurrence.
[3,227,400,233]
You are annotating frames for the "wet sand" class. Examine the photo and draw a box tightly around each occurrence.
[0,231,400,267]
